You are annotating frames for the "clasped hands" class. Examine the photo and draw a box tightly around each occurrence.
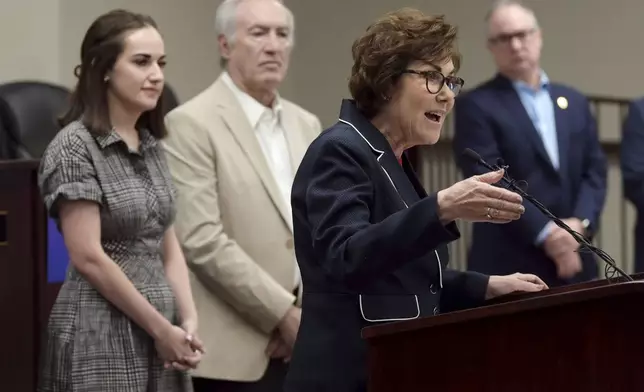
[155,319,205,371]
[544,218,585,279]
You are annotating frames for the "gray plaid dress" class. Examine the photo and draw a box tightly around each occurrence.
[37,121,193,391]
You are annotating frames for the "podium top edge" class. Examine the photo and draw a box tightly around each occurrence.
[362,279,644,340]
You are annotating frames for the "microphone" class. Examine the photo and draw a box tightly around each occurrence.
[461,148,632,282]
[463,149,528,192]
[496,158,529,190]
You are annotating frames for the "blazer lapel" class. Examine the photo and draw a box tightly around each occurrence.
[338,100,420,208]
[281,106,307,175]
[213,80,292,231]
[495,77,558,176]
[378,150,421,208]
[403,154,429,199]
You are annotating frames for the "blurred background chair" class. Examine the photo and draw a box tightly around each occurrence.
[0,120,11,160]
[162,83,179,115]
[0,81,71,159]
[0,81,179,160]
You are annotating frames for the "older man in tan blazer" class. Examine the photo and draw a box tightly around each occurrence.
[162,0,321,391]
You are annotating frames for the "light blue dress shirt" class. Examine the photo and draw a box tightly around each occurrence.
[511,71,558,244]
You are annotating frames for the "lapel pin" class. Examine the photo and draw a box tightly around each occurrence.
[556,96,568,109]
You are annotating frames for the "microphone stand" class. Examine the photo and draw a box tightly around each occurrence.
[472,154,632,283]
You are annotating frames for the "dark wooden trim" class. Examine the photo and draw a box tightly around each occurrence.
[0,160,41,391]
[363,278,644,339]
[410,138,621,167]
[0,159,39,170]
[588,95,632,105]
[42,284,62,326]
[366,278,644,391]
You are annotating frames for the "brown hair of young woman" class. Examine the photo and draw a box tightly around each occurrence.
[59,9,168,139]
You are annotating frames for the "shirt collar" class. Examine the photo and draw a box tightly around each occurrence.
[221,71,282,129]
[95,127,157,152]
[512,70,550,92]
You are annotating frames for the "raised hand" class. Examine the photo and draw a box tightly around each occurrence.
[436,169,525,224]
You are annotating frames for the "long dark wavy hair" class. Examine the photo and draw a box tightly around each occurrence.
[59,9,168,139]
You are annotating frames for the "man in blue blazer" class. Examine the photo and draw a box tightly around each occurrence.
[620,97,644,272]
[453,0,607,287]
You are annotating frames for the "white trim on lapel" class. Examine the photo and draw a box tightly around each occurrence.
[338,118,444,290]
[339,118,384,160]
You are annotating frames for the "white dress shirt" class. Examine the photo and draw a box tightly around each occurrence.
[221,72,300,289]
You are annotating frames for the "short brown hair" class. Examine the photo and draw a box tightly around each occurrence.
[60,9,169,139]
[349,8,461,118]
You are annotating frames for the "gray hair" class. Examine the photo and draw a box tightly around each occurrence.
[485,0,540,29]
[215,0,295,67]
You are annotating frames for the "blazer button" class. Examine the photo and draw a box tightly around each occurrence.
[429,284,437,294]
[433,306,439,315]
[285,238,294,249]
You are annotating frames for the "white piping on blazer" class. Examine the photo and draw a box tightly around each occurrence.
[339,118,443,322]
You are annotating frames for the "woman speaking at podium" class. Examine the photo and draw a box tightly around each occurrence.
[284,8,548,392]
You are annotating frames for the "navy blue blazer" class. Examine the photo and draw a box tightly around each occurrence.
[620,97,644,272]
[453,74,607,287]
[284,99,489,392]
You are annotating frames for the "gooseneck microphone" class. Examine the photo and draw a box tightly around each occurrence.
[461,148,632,282]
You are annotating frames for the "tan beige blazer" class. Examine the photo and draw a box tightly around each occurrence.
[162,75,321,381]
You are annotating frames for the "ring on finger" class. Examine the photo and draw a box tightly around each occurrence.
[486,207,493,219]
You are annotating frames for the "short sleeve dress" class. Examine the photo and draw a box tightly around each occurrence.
[37,121,193,392]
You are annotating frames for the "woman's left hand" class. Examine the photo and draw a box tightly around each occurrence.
[164,319,205,371]
[485,273,549,300]
[181,319,205,352]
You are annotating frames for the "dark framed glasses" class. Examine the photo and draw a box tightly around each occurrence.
[488,28,536,46]
[402,69,465,96]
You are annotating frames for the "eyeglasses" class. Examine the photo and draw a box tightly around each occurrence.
[402,69,465,96]
[488,28,536,46]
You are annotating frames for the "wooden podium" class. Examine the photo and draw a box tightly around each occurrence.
[0,160,59,392]
[363,275,644,391]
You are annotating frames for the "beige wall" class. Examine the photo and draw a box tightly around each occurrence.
[0,0,61,84]
[0,0,640,272]
[58,0,224,102]
[288,0,644,126]
[2,0,642,115]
